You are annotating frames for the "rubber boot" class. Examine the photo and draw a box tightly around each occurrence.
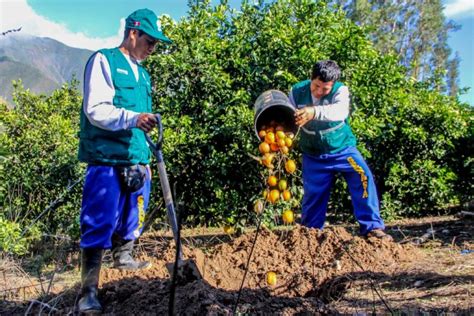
[78,248,103,314]
[112,236,151,270]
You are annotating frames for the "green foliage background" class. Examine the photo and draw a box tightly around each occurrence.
[0,0,471,254]
[0,81,84,254]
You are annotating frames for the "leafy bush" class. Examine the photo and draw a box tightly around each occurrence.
[0,81,84,239]
[0,217,41,255]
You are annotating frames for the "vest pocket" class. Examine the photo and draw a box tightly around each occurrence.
[114,78,138,108]
[319,122,352,153]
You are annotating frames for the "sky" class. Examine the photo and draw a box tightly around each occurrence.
[0,0,472,104]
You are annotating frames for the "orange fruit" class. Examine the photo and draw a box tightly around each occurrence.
[278,179,287,191]
[282,190,291,201]
[285,160,296,174]
[277,138,286,147]
[223,225,235,234]
[265,132,275,144]
[263,189,269,199]
[258,130,266,139]
[284,138,293,147]
[254,200,264,214]
[259,142,270,154]
[282,210,294,224]
[267,175,278,187]
[262,153,275,169]
[266,271,277,286]
[269,189,280,204]
[270,143,280,152]
[280,146,289,154]
[276,131,286,140]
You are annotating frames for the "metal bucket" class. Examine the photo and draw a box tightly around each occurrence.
[253,89,298,139]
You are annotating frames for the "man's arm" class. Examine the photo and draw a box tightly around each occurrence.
[312,86,350,121]
[82,53,141,131]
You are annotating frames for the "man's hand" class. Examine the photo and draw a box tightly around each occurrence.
[136,113,158,133]
[295,106,316,127]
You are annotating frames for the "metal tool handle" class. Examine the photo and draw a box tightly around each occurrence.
[146,114,183,260]
[145,113,163,155]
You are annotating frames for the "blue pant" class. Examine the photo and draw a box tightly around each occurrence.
[301,147,384,235]
[80,165,151,249]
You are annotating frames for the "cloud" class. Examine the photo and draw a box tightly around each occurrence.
[0,0,123,50]
[444,0,474,18]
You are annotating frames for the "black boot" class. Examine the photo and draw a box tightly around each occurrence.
[78,248,103,314]
[112,236,151,270]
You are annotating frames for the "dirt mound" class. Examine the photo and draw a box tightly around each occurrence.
[60,225,415,315]
[3,216,472,315]
[204,225,412,295]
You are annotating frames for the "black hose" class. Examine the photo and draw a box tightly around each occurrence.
[168,190,181,316]
[232,215,264,314]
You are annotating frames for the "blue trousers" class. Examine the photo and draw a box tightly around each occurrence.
[301,147,384,235]
[80,165,151,249]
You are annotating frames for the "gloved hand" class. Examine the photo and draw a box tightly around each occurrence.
[118,164,147,192]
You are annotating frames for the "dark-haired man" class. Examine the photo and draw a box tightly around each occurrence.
[290,60,392,241]
[77,8,172,313]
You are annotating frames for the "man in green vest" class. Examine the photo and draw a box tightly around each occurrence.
[290,60,392,241]
[77,8,172,313]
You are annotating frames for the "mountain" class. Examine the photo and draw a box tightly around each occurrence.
[0,34,93,105]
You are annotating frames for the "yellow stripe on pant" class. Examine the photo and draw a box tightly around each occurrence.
[347,156,368,198]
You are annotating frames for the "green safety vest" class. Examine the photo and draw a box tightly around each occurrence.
[78,48,152,166]
[292,80,356,155]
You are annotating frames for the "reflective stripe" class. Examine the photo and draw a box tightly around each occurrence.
[320,121,345,135]
[301,126,316,135]
[302,121,345,136]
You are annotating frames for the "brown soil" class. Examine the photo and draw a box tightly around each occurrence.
[1,216,473,315]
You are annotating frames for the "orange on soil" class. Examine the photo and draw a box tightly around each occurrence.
[266,271,277,286]
[223,225,235,234]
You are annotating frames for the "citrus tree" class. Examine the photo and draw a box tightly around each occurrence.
[0,81,84,254]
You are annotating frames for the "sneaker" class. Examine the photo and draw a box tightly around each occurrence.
[366,229,393,241]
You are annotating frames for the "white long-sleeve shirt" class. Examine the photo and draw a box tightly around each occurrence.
[82,51,142,131]
[289,85,350,121]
